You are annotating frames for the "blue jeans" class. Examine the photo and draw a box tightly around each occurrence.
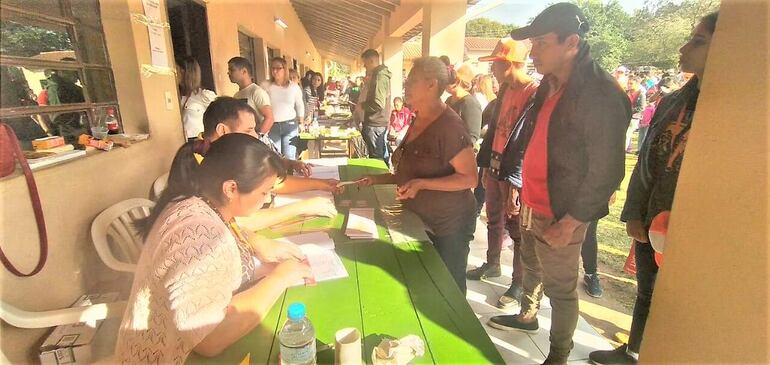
[268,120,299,160]
[362,126,387,162]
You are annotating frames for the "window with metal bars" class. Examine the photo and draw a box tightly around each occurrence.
[0,0,122,150]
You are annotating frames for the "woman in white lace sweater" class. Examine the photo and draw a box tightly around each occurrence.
[116,134,311,363]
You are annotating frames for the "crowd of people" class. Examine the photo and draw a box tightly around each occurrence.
[116,2,718,364]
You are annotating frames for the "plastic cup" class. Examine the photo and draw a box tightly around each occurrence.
[334,328,361,365]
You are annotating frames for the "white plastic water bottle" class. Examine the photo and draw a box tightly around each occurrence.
[279,303,316,365]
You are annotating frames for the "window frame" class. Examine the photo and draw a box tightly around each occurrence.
[0,1,122,136]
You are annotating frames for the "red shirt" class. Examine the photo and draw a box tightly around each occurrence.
[522,88,564,217]
[492,82,538,153]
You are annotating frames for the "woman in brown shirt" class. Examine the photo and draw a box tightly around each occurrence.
[359,57,478,293]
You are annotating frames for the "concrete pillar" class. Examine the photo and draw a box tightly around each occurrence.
[421,0,466,64]
[383,36,404,100]
[639,2,769,364]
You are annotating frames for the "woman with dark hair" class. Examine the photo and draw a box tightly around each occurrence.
[358,56,478,294]
[304,72,323,126]
[589,11,719,365]
[117,134,311,363]
[264,57,305,159]
[177,57,216,140]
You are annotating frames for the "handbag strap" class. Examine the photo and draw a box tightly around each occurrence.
[0,123,48,277]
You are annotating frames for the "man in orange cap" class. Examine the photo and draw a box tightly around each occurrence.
[469,37,538,312]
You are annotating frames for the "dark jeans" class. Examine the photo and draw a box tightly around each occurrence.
[426,213,476,294]
[268,120,299,160]
[628,240,658,353]
[581,220,599,274]
[362,125,387,162]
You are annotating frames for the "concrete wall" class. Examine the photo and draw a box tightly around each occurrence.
[0,0,182,361]
[204,0,322,96]
[0,0,321,362]
[639,1,769,363]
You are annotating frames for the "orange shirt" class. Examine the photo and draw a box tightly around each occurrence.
[522,88,565,217]
[491,82,539,154]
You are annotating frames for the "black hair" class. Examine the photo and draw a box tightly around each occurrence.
[203,96,258,138]
[700,12,719,34]
[439,55,451,66]
[139,133,285,239]
[360,48,379,60]
[393,96,403,103]
[228,56,254,77]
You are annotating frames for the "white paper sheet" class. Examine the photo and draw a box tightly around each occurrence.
[291,244,348,286]
[275,231,335,250]
[310,165,341,180]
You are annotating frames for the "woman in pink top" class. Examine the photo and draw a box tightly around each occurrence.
[116,134,311,364]
[388,96,412,148]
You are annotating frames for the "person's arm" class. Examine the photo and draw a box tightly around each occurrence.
[396,147,477,200]
[194,259,310,357]
[357,173,397,186]
[294,84,305,126]
[236,196,338,231]
[274,175,339,194]
[259,105,275,134]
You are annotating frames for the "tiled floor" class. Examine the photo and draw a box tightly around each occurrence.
[466,218,613,364]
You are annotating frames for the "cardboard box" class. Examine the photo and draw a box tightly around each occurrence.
[39,292,120,365]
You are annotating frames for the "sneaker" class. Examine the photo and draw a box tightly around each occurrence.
[584,273,604,298]
[589,344,637,364]
[487,314,539,334]
[497,284,524,309]
[466,262,501,280]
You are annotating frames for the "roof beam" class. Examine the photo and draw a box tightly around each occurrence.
[298,21,369,48]
[358,0,396,13]
[293,5,380,34]
[336,0,389,20]
[292,0,382,26]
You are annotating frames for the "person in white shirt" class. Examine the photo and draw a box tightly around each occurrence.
[177,57,216,140]
[262,57,305,159]
[227,57,275,134]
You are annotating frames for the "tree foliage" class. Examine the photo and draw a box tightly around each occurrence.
[0,21,72,58]
[468,0,720,71]
[465,18,516,38]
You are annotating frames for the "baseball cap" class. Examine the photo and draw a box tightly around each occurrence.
[478,37,530,63]
[509,3,589,41]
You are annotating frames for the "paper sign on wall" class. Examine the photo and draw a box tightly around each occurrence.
[142,0,168,68]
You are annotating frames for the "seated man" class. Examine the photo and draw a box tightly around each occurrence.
[200,96,340,230]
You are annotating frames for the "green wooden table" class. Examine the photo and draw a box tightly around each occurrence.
[188,159,503,364]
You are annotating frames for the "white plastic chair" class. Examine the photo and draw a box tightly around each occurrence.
[151,172,169,201]
[0,300,126,328]
[91,198,155,273]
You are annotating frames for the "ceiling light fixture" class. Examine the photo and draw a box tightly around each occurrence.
[274,17,288,29]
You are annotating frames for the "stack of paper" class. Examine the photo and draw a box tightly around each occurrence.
[310,165,341,180]
[345,208,378,240]
[306,158,348,167]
